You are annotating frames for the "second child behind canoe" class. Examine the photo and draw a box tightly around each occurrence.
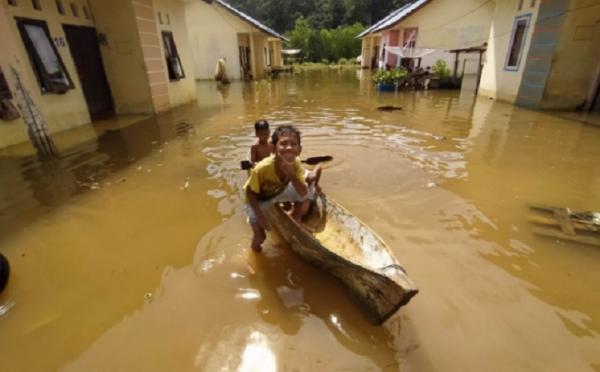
[244,125,319,252]
[250,119,274,167]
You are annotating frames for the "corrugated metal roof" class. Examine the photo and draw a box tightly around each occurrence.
[357,3,413,38]
[214,0,289,42]
[357,0,432,38]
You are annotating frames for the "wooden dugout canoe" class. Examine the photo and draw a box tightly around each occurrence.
[265,194,418,325]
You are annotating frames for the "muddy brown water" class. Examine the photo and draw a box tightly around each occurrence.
[1,69,599,371]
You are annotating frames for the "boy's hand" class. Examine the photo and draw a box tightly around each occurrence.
[280,158,298,180]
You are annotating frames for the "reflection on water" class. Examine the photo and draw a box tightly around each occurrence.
[1,69,600,371]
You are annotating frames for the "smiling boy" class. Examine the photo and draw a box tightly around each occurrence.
[244,125,314,252]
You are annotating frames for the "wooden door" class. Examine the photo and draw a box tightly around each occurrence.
[63,24,114,120]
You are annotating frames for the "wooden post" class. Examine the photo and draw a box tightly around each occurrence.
[475,50,483,95]
[453,51,459,79]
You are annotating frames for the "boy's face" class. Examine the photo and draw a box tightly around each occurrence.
[256,129,269,144]
[275,133,301,164]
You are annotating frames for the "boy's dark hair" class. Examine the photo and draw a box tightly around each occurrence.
[271,125,301,146]
[254,119,269,133]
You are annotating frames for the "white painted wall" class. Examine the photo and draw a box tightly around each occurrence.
[184,1,257,80]
[479,0,540,103]
[154,0,196,107]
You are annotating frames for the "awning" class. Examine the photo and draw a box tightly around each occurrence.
[281,49,301,55]
[385,46,437,59]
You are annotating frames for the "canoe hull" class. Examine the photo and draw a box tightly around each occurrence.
[266,195,418,325]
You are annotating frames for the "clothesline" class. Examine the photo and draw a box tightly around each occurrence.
[384,46,437,59]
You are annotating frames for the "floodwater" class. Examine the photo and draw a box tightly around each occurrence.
[1,68,600,371]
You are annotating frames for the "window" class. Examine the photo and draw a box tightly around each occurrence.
[505,15,531,71]
[165,13,170,25]
[56,0,64,14]
[7,0,17,6]
[0,68,12,100]
[161,31,185,81]
[70,2,78,17]
[16,18,73,94]
[157,12,163,24]
[530,0,536,7]
[517,0,524,10]
[403,28,418,48]
[32,0,41,10]
[82,5,90,19]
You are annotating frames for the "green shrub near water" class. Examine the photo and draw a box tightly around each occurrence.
[338,57,349,65]
[432,59,451,79]
[372,68,408,85]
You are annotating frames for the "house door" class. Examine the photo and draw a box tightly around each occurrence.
[63,25,114,120]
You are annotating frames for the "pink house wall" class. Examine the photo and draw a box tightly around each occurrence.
[382,29,400,67]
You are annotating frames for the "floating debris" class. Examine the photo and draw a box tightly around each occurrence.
[181,177,190,191]
[377,105,402,111]
[136,166,142,171]
[144,292,153,300]
[427,182,437,188]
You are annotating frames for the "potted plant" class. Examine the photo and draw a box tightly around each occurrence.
[429,59,456,89]
[372,68,408,92]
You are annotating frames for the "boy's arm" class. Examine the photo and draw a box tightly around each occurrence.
[246,186,271,230]
[250,145,257,165]
[282,161,307,197]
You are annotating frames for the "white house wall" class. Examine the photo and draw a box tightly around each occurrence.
[184,1,260,80]
[479,0,541,103]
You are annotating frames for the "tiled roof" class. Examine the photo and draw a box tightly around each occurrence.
[357,0,432,38]
[214,0,289,42]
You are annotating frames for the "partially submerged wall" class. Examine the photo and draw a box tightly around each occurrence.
[479,0,541,103]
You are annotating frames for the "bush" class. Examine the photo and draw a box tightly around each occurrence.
[372,68,408,85]
[321,58,329,65]
[338,57,348,65]
[432,59,451,79]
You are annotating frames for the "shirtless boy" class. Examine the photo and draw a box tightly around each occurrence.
[250,119,275,166]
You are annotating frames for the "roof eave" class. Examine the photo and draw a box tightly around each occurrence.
[213,0,288,42]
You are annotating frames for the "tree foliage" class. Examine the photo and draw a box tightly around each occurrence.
[225,0,413,63]
[286,19,364,62]
[226,0,412,33]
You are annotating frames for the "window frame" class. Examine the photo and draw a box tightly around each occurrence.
[504,14,531,72]
[161,31,185,81]
[82,4,90,19]
[0,68,13,100]
[56,0,65,14]
[70,2,78,17]
[15,17,74,94]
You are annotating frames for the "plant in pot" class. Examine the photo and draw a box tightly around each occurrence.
[372,68,408,92]
[429,59,455,89]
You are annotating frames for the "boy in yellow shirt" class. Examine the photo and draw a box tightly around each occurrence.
[244,125,318,252]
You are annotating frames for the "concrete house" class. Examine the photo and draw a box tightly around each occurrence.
[0,0,196,149]
[184,0,287,81]
[358,0,495,76]
[479,0,600,111]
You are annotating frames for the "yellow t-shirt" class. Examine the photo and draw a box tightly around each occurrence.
[244,154,304,200]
